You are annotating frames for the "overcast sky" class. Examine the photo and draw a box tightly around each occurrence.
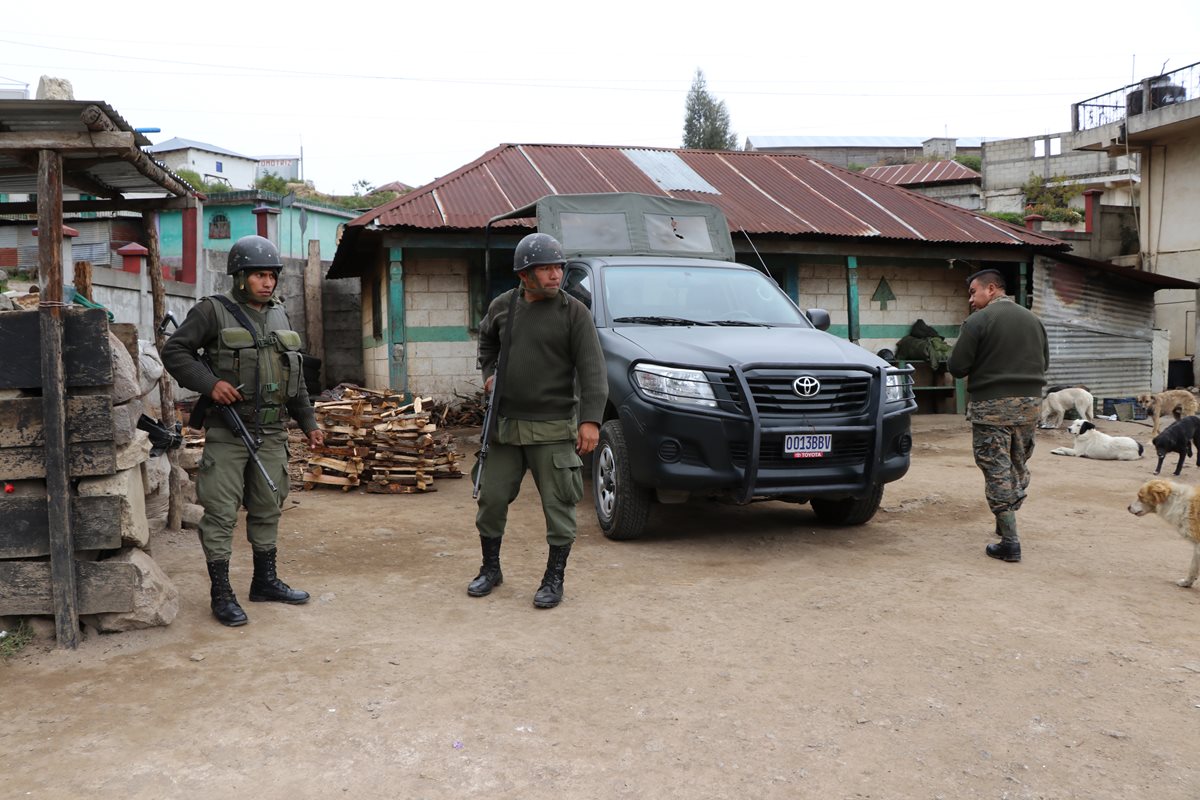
[3,2,1198,196]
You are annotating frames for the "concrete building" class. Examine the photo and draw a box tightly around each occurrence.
[145,137,259,190]
[981,132,1137,215]
[1070,60,1200,373]
[744,136,982,169]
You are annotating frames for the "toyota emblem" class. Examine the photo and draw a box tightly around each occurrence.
[793,376,821,397]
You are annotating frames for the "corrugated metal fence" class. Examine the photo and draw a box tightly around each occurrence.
[1033,257,1154,402]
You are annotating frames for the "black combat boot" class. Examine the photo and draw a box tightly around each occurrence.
[985,511,1021,562]
[467,536,503,597]
[248,548,310,604]
[206,560,249,627]
[533,543,572,609]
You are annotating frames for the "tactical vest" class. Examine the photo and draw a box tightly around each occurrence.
[204,293,304,427]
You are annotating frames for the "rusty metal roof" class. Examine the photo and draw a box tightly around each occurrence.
[352,144,1059,249]
[861,160,981,186]
[0,99,195,197]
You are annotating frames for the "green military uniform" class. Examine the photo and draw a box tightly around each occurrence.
[163,290,318,560]
[475,287,606,547]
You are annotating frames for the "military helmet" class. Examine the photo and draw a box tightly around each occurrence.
[227,235,283,275]
[513,232,566,273]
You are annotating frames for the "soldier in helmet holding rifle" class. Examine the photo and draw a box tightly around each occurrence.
[163,235,324,627]
[469,232,607,608]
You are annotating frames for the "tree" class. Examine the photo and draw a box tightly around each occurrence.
[682,69,738,150]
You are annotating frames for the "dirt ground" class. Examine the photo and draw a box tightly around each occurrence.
[4,414,1200,799]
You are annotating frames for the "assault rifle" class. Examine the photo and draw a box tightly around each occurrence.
[472,378,498,500]
[160,310,279,495]
[471,290,519,499]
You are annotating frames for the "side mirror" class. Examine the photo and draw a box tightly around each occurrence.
[805,308,831,331]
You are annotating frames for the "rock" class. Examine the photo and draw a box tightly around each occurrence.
[27,616,56,640]
[0,268,8,282]
[177,446,204,471]
[0,295,13,312]
[109,331,140,405]
[142,453,170,494]
[182,502,205,529]
[36,76,74,100]
[111,399,142,449]
[174,465,197,504]
[77,467,149,549]
[114,429,151,470]
[137,340,164,396]
[84,548,179,632]
[139,387,162,420]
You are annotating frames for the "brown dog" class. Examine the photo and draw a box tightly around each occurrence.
[1128,478,1200,588]
[1137,389,1199,435]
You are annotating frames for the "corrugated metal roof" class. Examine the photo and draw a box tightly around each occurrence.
[352,143,1064,249]
[861,160,981,186]
[0,99,196,197]
[747,135,985,149]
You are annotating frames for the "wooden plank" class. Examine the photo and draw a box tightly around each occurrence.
[0,495,123,558]
[0,130,135,151]
[0,560,137,616]
[109,322,139,364]
[0,441,117,479]
[0,395,114,448]
[0,307,113,389]
[73,260,93,302]
[38,147,79,649]
[304,238,324,377]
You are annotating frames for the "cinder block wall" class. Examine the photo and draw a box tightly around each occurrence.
[795,263,967,356]
[403,257,478,400]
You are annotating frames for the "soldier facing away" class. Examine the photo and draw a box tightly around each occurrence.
[948,268,1049,563]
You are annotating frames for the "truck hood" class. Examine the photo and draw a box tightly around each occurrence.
[608,325,889,371]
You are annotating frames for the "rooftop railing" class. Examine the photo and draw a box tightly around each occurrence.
[1073,61,1200,133]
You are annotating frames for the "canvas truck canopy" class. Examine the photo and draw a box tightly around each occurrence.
[487,193,736,262]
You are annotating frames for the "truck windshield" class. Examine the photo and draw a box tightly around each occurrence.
[604,265,810,327]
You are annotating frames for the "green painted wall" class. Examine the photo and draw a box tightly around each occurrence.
[156,202,351,259]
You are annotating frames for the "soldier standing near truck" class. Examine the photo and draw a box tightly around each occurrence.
[468,233,607,608]
[163,235,324,626]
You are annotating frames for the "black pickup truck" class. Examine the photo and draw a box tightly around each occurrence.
[485,193,916,540]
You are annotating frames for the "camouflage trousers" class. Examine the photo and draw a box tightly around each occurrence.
[968,397,1040,515]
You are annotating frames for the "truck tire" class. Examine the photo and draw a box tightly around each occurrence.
[810,484,884,526]
[594,420,653,540]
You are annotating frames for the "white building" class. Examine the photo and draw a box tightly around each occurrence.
[145,137,259,190]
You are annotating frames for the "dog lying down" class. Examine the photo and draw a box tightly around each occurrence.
[1039,387,1095,429]
[1128,478,1200,588]
[1050,419,1143,460]
[1151,415,1200,476]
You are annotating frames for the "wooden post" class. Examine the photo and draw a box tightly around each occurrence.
[73,260,92,301]
[304,238,324,386]
[145,212,182,530]
[38,149,79,649]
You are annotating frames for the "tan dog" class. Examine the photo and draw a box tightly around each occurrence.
[1038,387,1095,429]
[1128,478,1200,588]
[1137,389,1199,435]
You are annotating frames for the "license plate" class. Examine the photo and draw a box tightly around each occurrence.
[784,433,831,459]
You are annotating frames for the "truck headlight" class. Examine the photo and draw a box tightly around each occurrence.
[633,364,717,408]
[885,370,913,403]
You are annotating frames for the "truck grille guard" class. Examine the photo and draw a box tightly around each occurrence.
[728,360,915,504]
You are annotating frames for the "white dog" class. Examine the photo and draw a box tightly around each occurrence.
[1128,478,1200,588]
[1050,419,1143,460]
[1039,387,1095,428]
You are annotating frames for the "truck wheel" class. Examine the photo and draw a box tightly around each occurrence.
[810,484,884,526]
[594,420,652,540]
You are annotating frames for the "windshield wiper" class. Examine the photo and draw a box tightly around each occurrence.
[707,319,770,327]
[612,316,716,326]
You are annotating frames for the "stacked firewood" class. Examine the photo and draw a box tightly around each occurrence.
[304,386,463,493]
